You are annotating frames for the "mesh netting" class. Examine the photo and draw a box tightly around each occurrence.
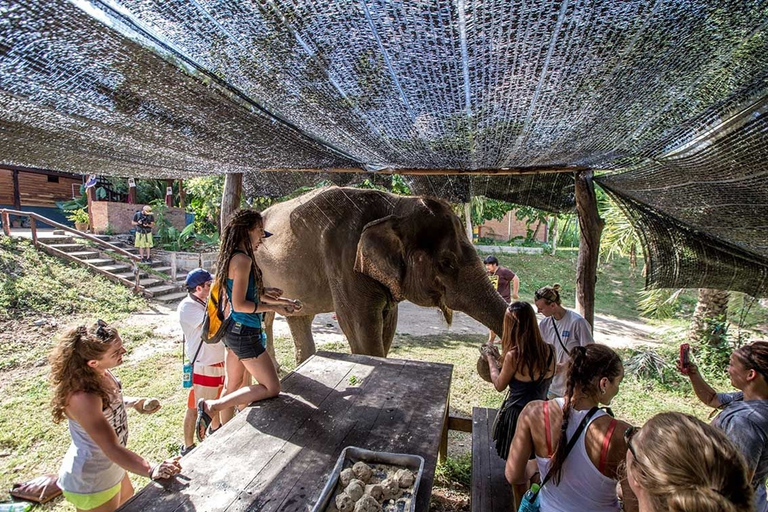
[2,0,768,291]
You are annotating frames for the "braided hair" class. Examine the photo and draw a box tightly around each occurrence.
[629,412,753,512]
[215,209,265,300]
[49,321,120,423]
[547,344,622,484]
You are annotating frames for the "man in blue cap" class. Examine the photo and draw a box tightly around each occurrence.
[177,268,225,456]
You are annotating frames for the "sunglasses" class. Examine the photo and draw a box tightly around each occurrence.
[94,319,111,341]
[624,426,640,461]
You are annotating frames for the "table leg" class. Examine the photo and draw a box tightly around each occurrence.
[438,398,449,464]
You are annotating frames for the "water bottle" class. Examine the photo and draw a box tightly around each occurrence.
[182,362,193,389]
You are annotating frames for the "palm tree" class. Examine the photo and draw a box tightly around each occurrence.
[689,289,730,346]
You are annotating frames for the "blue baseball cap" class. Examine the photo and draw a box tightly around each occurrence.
[185,268,213,289]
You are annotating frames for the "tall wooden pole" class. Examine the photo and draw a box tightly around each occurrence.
[220,172,243,231]
[178,179,186,209]
[574,170,604,329]
[11,170,20,209]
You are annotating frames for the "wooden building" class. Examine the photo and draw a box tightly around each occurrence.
[0,166,84,226]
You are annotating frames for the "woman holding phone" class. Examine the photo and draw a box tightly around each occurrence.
[679,341,768,512]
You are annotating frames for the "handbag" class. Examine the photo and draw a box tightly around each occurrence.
[201,281,231,344]
[517,405,601,512]
[9,473,62,504]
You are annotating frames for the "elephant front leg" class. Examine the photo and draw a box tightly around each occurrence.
[335,302,387,357]
[286,315,316,364]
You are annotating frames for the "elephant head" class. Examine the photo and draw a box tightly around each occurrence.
[354,197,506,334]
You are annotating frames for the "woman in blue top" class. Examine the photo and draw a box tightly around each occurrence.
[196,209,300,441]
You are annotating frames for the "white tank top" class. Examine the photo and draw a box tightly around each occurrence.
[58,372,128,494]
[536,400,620,512]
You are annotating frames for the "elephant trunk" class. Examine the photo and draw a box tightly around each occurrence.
[445,268,507,335]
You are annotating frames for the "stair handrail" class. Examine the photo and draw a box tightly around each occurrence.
[1,208,142,292]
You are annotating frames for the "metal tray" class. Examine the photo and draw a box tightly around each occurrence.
[311,446,425,512]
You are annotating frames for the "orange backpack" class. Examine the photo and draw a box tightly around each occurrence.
[201,281,231,344]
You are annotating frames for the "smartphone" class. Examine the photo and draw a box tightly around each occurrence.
[680,343,690,374]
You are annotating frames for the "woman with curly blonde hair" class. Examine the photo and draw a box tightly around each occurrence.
[51,321,181,512]
[626,411,753,512]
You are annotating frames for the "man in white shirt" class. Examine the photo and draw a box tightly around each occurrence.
[534,283,594,398]
[178,268,225,455]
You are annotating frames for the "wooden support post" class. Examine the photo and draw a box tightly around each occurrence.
[2,211,10,236]
[178,179,186,209]
[86,184,95,233]
[574,170,604,329]
[221,173,243,228]
[165,179,174,208]
[11,170,21,210]
[128,178,137,204]
[30,217,37,247]
[463,202,472,242]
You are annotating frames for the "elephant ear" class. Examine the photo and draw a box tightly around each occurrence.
[355,215,406,301]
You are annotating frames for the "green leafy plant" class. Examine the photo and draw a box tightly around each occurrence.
[65,208,89,224]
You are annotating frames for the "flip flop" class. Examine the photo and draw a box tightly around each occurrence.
[195,399,212,443]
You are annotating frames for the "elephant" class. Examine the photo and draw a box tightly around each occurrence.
[256,186,507,363]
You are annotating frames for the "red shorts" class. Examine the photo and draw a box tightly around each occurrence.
[186,362,225,408]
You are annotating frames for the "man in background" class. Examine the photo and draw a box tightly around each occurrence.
[132,204,155,263]
[178,268,225,456]
[484,255,519,343]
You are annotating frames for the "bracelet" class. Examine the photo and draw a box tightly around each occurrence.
[148,463,158,479]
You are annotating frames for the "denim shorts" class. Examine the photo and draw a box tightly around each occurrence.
[224,322,266,360]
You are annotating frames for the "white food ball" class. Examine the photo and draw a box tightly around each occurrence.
[354,495,381,512]
[352,461,373,482]
[340,468,355,487]
[380,477,400,500]
[365,484,385,502]
[395,469,415,488]
[345,479,365,502]
[335,492,354,512]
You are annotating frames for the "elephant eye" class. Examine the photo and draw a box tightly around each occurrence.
[438,255,456,272]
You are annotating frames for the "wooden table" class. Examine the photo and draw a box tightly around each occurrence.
[120,351,453,512]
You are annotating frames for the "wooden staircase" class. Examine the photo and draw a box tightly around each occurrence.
[2,208,188,303]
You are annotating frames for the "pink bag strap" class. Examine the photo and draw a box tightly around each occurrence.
[598,418,619,473]
[544,400,553,456]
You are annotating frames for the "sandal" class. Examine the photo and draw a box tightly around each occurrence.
[195,399,212,442]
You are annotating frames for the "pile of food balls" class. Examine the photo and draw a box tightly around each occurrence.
[330,461,416,512]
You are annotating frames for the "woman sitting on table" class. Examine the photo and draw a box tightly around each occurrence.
[679,341,768,512]
[196,209,300,441]
[625,411,753,512]
[483,302,555,503]
[506,344,635,512]
[51,320,181,512]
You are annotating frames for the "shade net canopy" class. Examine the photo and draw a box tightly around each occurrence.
[1,0,768,294]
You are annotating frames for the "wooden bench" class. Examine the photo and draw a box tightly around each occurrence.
[471,407,514,512]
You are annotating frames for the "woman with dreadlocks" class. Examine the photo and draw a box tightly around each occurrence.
[505,344,636,512]
[51,320,181,512]
[679,341,768,512]
[196,209,300,441]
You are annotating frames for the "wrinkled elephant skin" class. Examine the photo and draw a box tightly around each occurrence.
[256,187,508,363]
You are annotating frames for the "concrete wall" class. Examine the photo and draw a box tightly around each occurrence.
[90,202,187,234]
[479,210,548,242]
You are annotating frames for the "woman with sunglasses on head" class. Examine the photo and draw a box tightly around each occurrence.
[51,321,181,512]
[506,344,637,512]
[625,412,753,512]
[679,341,768,512]
[482,301,556,505]
[196,209,300,441]
[533,284,594,399]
